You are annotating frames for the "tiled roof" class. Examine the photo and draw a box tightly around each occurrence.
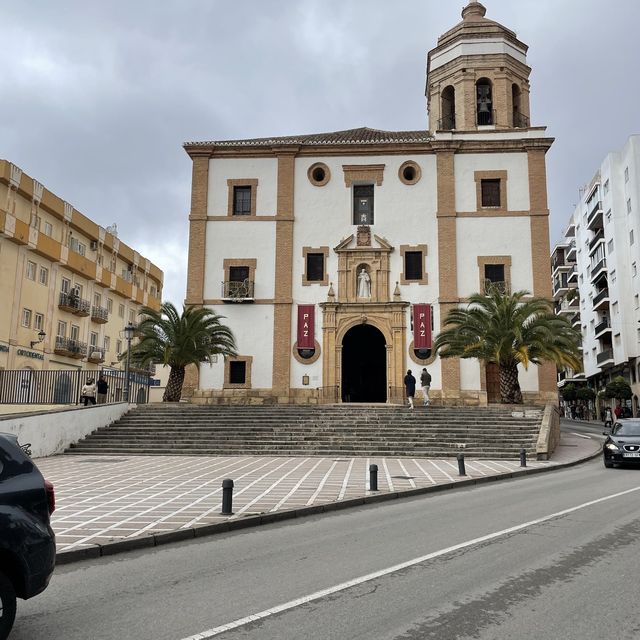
[184,127,433,148]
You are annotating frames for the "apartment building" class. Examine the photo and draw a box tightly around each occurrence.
[562,135,640,413]
[0,159,163,373]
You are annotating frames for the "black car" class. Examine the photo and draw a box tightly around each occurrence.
[0,433,56,640]
[603,419,640,468]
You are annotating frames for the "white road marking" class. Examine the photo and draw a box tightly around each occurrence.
[306,460,339,506]
[337,458,356,500]
[571,432,593,440]
[177,484,640,640]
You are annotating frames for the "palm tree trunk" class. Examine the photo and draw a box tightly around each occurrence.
[163,366,185,402]
[499,364,523,404]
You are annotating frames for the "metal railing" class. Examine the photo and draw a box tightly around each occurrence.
[596,349,614,366]
[91,306,109,323]
[221,279,255,301]
[58,292,90,316]
[437,114,456,130]
[87,346,106,363]
[589,230,605,251]
[593,288,609,306]
[0,368,151,405]
[54,336,87,358]
[476,109,496,126]
[513,111,530,128]
[595,319,610,336]
[587,200,603,227]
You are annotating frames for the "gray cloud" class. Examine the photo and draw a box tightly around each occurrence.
[2,0,639,304]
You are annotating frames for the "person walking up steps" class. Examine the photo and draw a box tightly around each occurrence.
[404,369,416,409]
[420,367,431,406]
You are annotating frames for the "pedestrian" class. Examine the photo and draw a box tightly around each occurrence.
[404,369,416,409]
[96,375,109,404]
[81,378,97,406]
[603,406,614,429]
[614,404,622,420]
[570,405,576,420]
[420,367,431,406]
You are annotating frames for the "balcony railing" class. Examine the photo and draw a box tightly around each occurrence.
[593,288,610,307]
[513,111,530,128]
[571,313,581,327]
[566,239,577,258]
[594,319,611,336]
[90,306,109,324]
[587,200,603,229]
[589,229,605,252]
[221,279,255,302]
[437,114,456,130]
[54,337,87,359]
[567,265,578,282]
[596,349,614,366]
[58,292,90,316]
[87,347,106,363]
[590,258,607,283]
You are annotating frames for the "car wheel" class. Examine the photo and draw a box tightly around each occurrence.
[0,571,16,640]
[604,459,614,468]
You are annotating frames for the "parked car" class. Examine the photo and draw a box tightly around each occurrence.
[0,433,56,640]
[603,419,640,468]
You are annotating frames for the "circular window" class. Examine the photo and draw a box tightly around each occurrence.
[308,163,331,187]
[292,340,321,364]
[399,161,422,185]
[409,340,436,365]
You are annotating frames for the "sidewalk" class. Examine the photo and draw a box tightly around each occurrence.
[37,430,601,564]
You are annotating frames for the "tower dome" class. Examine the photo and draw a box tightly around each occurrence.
[426,2,532,131]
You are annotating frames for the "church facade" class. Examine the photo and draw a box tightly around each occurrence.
[184,1,557,406]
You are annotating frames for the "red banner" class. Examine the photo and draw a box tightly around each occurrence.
[413,304,432,349]
[297,305,315,349]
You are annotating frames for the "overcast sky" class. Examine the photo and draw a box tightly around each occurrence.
[2,1,639,305]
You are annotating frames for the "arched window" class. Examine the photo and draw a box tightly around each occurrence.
[512,84,528,127]
[440,85,456,130]
[476,78,493,125]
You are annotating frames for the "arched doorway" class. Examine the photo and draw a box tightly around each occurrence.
[341,324,386,402]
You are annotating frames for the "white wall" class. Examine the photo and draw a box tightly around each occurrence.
[208,158,278,216]
[0,403,131,458]
[454,153,530,213]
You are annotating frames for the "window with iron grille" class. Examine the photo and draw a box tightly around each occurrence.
[229,361,246,384]
[484,264,505,284]
[404,251,423,280]
[233,186,252,215]
[481,179,501,207]
[306,253,324,282]
[353,185,374,224]
[229,266,249,282]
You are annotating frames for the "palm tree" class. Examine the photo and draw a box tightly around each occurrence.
[128,302,237,402]
[433,286,582,404]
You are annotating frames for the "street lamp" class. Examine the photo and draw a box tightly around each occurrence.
[30,329,46,348]
[122,322,135,403]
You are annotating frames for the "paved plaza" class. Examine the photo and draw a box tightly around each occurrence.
[35,429,601,562]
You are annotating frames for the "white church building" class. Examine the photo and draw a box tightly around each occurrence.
[184,1,557,406]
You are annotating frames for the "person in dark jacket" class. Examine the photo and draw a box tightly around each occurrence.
[404,369,416,409]
[96,375,109,404]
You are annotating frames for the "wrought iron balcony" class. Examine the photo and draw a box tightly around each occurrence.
[221,279,255,302]
[54,337,87,359]
[513,111,530,128]
[90,306,109,324]
[58,292,90,316]
[476,109,496,126]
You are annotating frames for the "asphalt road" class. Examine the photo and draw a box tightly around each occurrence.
[13,454,640,640]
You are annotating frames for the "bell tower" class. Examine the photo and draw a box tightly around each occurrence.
[426,1,532,131]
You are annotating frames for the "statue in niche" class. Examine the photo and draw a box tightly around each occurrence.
[357,268,371,299]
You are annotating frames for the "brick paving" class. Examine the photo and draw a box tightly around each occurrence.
[39,452,560,555]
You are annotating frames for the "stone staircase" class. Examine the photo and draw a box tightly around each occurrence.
[65,404,544,459]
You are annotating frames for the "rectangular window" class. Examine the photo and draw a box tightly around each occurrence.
[116,339,122,354]
[229,361,246,384]
[104,336,111,351]
[74,284,83,298]
[70,325,79,340]
[353,185,374,225]
[118,303,125,318]
[39,266,49,286]
[481,179,501,207]
[57,321,66,337]
[635,295,639,309]
[631,230,635,245]
[43,221,53,237]
[405,251,423,280]
[229,266,249,282]
[607,239,614,254]
[128,309,135,323]
[90,332,98,347]
[233,186,252,215]
[628,199,633,214]
[94,293,101,307]
[625,167,630,182]
[306,253,325,282]
[484,264,505,283]
[21,308,32,328]
[34,313,44,331]
[26,261,36,281]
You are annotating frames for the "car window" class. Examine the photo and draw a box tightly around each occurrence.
[613,421,640,436]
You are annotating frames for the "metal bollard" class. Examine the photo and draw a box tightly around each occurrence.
[520,448,527,467]
[221,478,234,515]
[457,453,466,476]
[369,464,378,491]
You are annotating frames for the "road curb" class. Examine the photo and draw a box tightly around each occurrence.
[55,446,602,566]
